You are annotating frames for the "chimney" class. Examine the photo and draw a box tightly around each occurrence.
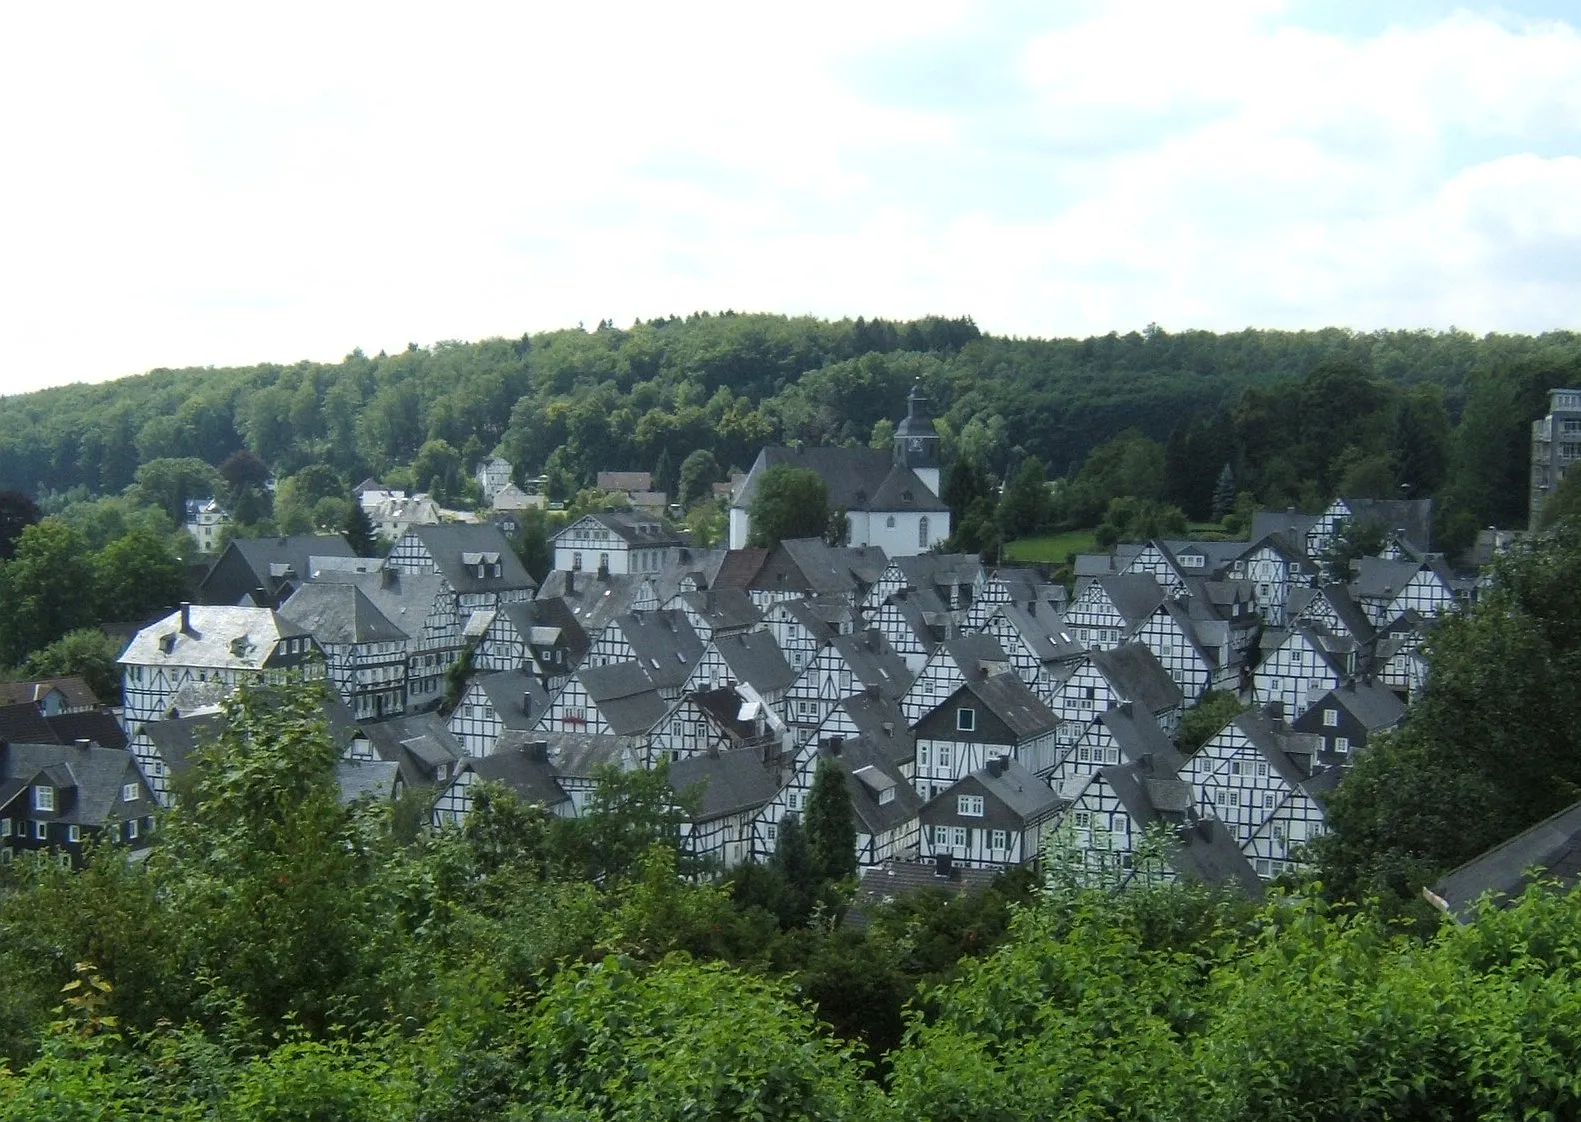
[933,852,954,878]
[882,721,894,737]
[527,740,549,762]
[179,602,193,634]
[866,627,880,651]
[986,757,1005,778]
[865,683,880,700]
[828,736,843,756]
[1028,601,1036,617]
[522,692,533,718]
[74,738,92,749]
[381,565,397,589]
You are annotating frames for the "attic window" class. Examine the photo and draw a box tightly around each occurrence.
[159,633,177,654]
[32,786,55,812]
[956,707,976,732]
[121,783,138,802]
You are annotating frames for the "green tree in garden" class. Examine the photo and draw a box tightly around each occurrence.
[509,507,554,582]
[1211,463,1236,519]
[22,629,126,703]
[1316,520,1581,915]
[0,489,41,561]
[132,457,220,524]
[676,448,720,508]
[804,757,857,884]
[0,520,96,665]
[748,464,831,547]
[997,457,1049,540]
[91,526,187,623]
[342,501,377,557]
[1176,690,1248,755]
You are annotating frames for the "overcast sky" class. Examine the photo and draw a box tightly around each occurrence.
[2,1,1578,394]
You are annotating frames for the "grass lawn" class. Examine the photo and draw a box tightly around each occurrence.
[1003,529,1098,564]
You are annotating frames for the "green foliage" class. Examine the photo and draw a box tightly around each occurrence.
[22,629,126,704]
[748,464,831,547]
[507,507,554,582]
[1177,690,1249,755]
[1317,521,1581,914]
[997,457,1050,539]
[0,489,41,561]
[0,519,97,665]
[342,500,377,557]
[804,758,857,885]
[676,448,720,508]
[91,526,187,623]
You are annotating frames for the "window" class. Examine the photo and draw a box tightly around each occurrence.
[1256,762,1268,778]
[956,707,976,732]
[0,819,10,837]
[937,744,952,769]
[1335,736,1351,754]
[885,515,896,528]
[68,825,81,843]
[1226,791,1240,808]
[33,821,47,840]
[572,552,583,571]
[1084,686,1096,701]
[919,516,930,547]
[766,822,777,842]
[1230,761,1244,775]
[918,743,930,767]
[991,829,1008,851]
[126,820,139,841]
[32,786,54,812]
[957,794,985,817]
[122,783,138,803]
[1322,708,1338,727]
[1073,810,1091,828]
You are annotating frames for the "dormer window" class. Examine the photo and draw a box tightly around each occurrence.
[33,785,56,812]
[122,783,139,803]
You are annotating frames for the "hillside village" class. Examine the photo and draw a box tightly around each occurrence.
[3,386,1494,892]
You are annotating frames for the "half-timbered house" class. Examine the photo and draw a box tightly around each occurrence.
[1,741,156,867]
[1063,574,1166,651]
[670,748,782,870]
[912,672,1059,801]
[448,670,550,757]
[279,583,410,720]
[918,757,1060,870]
[1291,680,1407,765]
[783,628,911,742]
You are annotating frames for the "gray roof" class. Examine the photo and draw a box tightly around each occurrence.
[938,633,1013,677]
[733,447,947,513]
[1095,705,1185,770]
[677,589,762,633]
[1250,510,1319,546]
[555,510,683,547]
[474,670,551,731]
[1349,556,1424,601]
[1100,759,1263,894]
[710,630,798,694]
[670,749,781,821]
[536,570,648,636]
[1229,708,1316,788]
[1301,680,1407,732]
[1341,497,1434,554]
[309,567,449,640]
[280,583,410,645]
[577,662,670,736]
[972,758,1062,821]
[818,737,924,837]
[829,629,913,699]
[119,606,314,670]
[198,534,356,606]
[492,599,591,667]
[614,610,705,689]
[0,703,63,745]
[1097,574,1168,626]
[140,711,226,778]
[755,538,861,598]
[357,711,463,786]
[536,731,631,779]
[1090,643,1184,714]
[1429,800,1581,921]
[894,552,984,594]
[1,741,154,826]
[708,548,772,590]
[404,523,537,595]
[993,602,1085,664]
[336,759,401,804]
[836,691,915,766]
[465,737,570,808]
[958,672,1060,740]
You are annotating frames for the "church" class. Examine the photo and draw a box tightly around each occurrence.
[729,384,951,555]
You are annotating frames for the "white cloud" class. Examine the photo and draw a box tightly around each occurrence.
[0,2,1578,393]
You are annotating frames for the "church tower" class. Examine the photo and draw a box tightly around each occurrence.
[893,382,941,498]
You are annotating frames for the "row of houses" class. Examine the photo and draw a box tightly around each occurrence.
[8,492,1470,885]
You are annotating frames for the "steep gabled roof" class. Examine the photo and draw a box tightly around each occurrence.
[0,741,153,826]
[536,571,647,635]
[1090,644,1184,713]
[474,670,551,731]
[578,662,669,736]
[1428,799,1581,922]
[956,672,1059,740]
[818,737,923,837]
[0,677,98,710]
[405,523,537,595]
[615,611,705,689]
[1096,574,1168,627]
[711,630,797,694]
[199,534,356,606]
[709,548,772,590]
[280,583,410,645]
[1094,705,1184,769]
[670,748,780,821]
[968,758,1061,821]
[309,567,448,639]
[835,691,915,766]
[733,447,943,513]
[493,599,591,667]
[465,736,569,809]
[829,629,913,699]
[677,589,762,633]
[118,606,313,670]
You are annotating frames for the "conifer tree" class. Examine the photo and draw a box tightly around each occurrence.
[342,501,377,557]
[1211,463,1237,520]
[804,757,857,883]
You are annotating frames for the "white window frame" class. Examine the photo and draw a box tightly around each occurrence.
[68,824,81,843]
[991,829,1008,851]
[957,794,985,817]
[32,786,54,812]
[122,782,139,803]
[1322,708,1338,727]
[956,707,975,732]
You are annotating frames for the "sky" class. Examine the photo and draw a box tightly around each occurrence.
[1,1,1578,394]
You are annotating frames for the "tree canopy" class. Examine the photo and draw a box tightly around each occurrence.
[748,464,832,547]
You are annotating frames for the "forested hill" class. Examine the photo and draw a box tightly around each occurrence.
[4,314,1580,539]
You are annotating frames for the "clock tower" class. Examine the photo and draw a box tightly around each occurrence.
[893,382,941,498]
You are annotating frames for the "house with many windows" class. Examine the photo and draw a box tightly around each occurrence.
[918,757,1060,870]
[1291,680,1407,766]
[550,511,682,576]
[751,734,921,867]
[1,741,156,866]
[911,672,1059,801]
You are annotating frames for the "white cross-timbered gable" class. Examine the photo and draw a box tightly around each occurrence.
[318,638,409,721]
[1063,585,1132,650]
[1040,717,1124,793]
[783,645,853,739]
[866,598,936,674]
[540,675,610,736]
[1252,630,1347,720]
[1054,773,1157,888]
[1367,565,1461,628]
[1133,608,1211,705]
[763,601,826,675]
[1121,543,1188,596]
[1377,643,1428,700]
[449,680,507,757]
[1043,657,1117,743]
[911,690,1058,802]
[1245,793,1327,879]
[1180,723,1297,850]
[1231,541,1305,626]
[860,562,908,614]
[678,810,760,871]
[649,695,739,764]
[979,609,1044,687]
[1306,499,1351,560]
[898,647,979,724]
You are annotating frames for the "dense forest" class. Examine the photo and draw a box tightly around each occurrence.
[4,316,1581,557]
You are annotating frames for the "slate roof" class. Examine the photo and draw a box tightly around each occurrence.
[1094,705,1185,770]
[972,758,1062,821]
[358,712,464,787]
[1250,510,1320,547]
[836,691,915,767]
[404,523,537,595]
[614,610,705,689]
[1322,680,1408,732]
[308,567,449,640]
[0,703,61,745]
[991,602,1086,664]
[754,539,861,598]
[280,582,410,645]
[198,534,356,606]
[851,859,1000,916]
[1096,574,1169,626]
[1349,556,1425,601]
[1091,643,1185,714]
[492,599,592,668]
[119,606,314,669]
[818,736,924,837]
[578,662,670,736]
[538,731,632,779]
[1,741,154,826]
[1341,497,1434,554]
[1428,800,1581,921]
[670,748,780,820]
[1099,758,1263,894]
[474,670,551,731]
[733,447,946,512]
[556,509,683,548]
[958,672,1060,740]
[710,630,798,694]
[336,759,401,804]
[1229,708,1317,788]
[0,677,99,710]
[938,633,1013,677]
[829,629,913,699]
[677,589,762,633]
[47,710,130,751]
[536,571,647,635]
[895,552,984,594]
[140,711,227,780]
[775,597,841,644]
[465,736,570,808]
